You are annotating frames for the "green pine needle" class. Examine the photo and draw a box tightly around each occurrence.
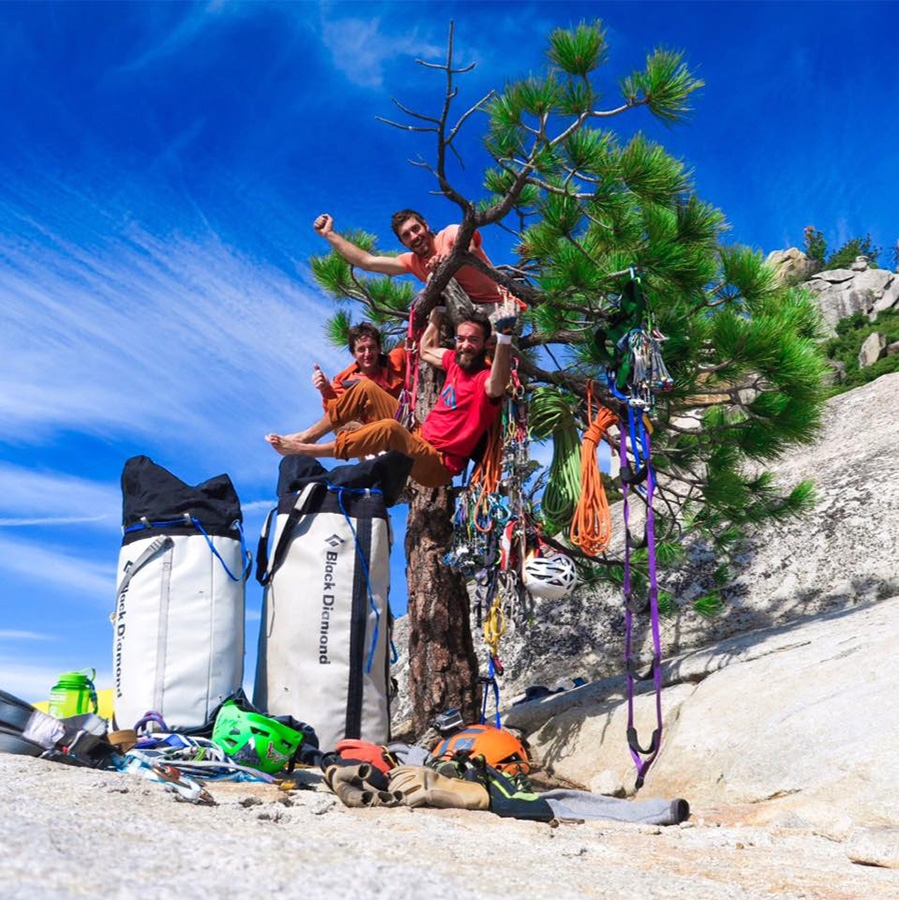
[548,21,608,76]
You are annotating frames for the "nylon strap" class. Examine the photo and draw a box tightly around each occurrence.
[619,406,664,789]
[115,535,174,600]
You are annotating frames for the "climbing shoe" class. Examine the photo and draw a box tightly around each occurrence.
[462,755,554,822]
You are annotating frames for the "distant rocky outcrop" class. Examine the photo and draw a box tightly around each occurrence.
[804,257,899,336]
[765,247,820,285]
[764,249,898,336]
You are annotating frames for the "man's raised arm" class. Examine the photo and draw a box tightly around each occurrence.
[484,319,515,399]
[419,305,448,370]
[313,213,406,276]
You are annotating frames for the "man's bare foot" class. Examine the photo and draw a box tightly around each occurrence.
[269,427,317,445]
[265,434,320,456]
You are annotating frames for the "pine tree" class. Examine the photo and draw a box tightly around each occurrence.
[310,22,827,733]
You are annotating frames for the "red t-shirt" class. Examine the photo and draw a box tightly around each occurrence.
[396,225,502,304]
[421,350,501,475]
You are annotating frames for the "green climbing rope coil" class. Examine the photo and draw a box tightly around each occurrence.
[529,387,582,535]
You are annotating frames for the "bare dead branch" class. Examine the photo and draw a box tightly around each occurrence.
[446,90,495,145]
[416,59,476,75]
[390,97,441,124]
[697,360,736,373]
[376,117,438,134]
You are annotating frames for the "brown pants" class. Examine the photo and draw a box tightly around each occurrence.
[328,381,451,488]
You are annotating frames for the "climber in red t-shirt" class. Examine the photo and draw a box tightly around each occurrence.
[266,308,514,488]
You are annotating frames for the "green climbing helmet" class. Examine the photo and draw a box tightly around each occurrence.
[211,699,305,774]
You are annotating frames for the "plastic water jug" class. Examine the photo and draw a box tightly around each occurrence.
[47,669,98,718]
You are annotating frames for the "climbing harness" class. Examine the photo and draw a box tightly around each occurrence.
[595,270,673,410]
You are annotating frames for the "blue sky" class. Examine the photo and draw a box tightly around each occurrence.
[1,1,895,704]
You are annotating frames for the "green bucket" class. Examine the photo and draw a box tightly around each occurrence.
[47,668,99,718]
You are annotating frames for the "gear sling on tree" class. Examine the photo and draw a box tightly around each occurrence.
[595,269,673,789]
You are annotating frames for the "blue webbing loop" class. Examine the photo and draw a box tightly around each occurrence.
[604,370,629,403]
[123,516,250,581]
[123,517,184,533]
[332,483,385,675]
[627,405,645,472]
[480,656,502,729]
[190,517,251,582]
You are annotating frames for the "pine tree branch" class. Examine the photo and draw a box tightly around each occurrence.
[697,360,737,373]
[450,250,542,304]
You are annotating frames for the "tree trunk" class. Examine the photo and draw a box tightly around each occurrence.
[404,293,481,734]
[405,486,479,733]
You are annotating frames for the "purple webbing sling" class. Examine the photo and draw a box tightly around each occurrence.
[619,414,664,789]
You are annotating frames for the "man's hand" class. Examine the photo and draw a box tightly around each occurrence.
[314,214,334,237]
[425,252,448,273]
[494,315,518,336]
[312,363,329,393]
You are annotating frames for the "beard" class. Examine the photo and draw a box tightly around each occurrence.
[455,347,488,373]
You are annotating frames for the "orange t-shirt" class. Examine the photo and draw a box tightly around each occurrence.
[324,345,406,410]
[396,225,503,304]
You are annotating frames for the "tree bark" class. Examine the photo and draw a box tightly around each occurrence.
[405,485,479,733]
[404,300,480,734]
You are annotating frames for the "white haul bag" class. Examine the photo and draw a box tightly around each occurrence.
[112,456,250,732]
[253,480,392,751]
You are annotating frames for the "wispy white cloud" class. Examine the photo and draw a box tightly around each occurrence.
[0,659,63,703]
[0,516,111,528]
[319,16,443,89]
[0,175,344,477]
[0,534,114,602]
[0,464,119,524]
[0,630,53,641]
[115,2,240,74]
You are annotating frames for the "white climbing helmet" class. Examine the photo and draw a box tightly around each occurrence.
[523,550,577,600]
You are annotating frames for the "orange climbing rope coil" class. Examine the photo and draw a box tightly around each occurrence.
[569,382,617,556]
